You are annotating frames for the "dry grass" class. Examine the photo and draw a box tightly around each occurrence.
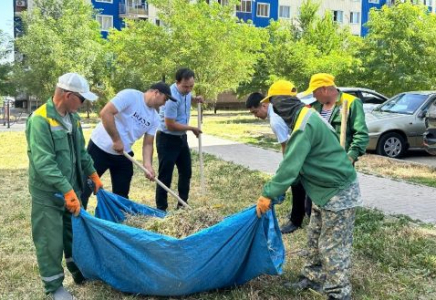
[1,126,436,300]
[356,154,436,187]
[124,206,223,238]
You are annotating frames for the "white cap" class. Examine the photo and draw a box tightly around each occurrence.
[57,73,98,102]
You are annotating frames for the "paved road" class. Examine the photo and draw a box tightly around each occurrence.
[402,150,436,167]
[188,133,436,224]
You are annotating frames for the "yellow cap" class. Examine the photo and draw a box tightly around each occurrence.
[302,73,336,96]
[261,80,297,103]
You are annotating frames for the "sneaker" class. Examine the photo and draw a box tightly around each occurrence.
[284,277,322,293]
[280,220,300,234]
[51,286,74,300]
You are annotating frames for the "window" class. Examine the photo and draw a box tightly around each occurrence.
[368,0,379,3]
[236,0,252,13]
[218,0,229,6]
[279,5,290,19]
[95,0,113,3]
[350,12,360,24]
[333,10,343,23]
[257,3,270,18]
[424,0,433,6]
[96,15,113,32]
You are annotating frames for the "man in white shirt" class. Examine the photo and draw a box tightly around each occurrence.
[246,84,311,234]
[82,82,176,206]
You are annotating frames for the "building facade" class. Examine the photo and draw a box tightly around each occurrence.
[13,0,435,39]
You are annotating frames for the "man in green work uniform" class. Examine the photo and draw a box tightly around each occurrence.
[26,73,103,299]
[306,73,368,164]
[256,80,362,300]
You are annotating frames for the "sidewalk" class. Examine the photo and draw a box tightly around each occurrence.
[188,133,436,224]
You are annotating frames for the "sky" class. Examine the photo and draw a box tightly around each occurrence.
[0,0,14,62]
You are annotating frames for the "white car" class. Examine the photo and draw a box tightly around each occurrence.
[298,87,388,112]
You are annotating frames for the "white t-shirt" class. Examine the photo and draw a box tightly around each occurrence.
[91,89,160,155]
[267,104,290,144]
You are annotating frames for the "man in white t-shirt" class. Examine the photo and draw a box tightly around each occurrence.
[246,85,311,234]
[82,82,176,206]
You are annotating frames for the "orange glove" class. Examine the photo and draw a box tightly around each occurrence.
[256,196,271,218]
[89,172,103,194]
[64,189,81,216]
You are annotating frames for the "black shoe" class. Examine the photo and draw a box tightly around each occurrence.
[280,220,300,234]
[284,277,322,292]
[328,295,351,300]
[73,272,86,285]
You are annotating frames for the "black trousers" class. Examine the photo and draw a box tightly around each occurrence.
[81,140,134,209]
[155,131,192,211]
[290,182,312,227]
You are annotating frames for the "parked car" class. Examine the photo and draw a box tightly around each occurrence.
[365,91,436,158]
[423,99,436,155]
[298,87,388,112]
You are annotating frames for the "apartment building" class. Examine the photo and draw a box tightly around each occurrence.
[12,0,436,41]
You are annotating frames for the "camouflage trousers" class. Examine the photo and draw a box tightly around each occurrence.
[300,204,356,299]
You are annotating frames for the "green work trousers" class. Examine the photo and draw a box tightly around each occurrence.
[31,192,83,293]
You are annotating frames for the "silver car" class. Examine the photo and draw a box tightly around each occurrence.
[366,91,436,158]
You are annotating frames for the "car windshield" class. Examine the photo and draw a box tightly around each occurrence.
[376,93,427,115]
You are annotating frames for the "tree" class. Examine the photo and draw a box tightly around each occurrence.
[13,0,109,102]
[108,0,267,101]
[0,30,14,96]
[360,2,436,96]
[238,0,362,94]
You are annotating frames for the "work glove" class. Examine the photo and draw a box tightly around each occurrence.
[256,196,271,218]
[88,172,103,194]
[64,189,81,216]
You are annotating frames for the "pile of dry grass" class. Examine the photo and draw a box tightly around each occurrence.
[124,206,223,238]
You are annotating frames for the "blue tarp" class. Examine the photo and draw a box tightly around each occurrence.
[72,190,285,296]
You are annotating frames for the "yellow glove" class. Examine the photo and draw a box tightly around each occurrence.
[256,196,271,218]
[64,189,81,216]
[89,172,103,194]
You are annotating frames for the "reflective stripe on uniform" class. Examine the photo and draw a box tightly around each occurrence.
[33,104,63,131]
[339,93,357,112]
[41,272,64,282]
[294,107,313,132]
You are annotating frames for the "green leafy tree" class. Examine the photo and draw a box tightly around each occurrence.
[239,0,362,94]
[0,30,14,96]
[360,2,436,96]
[109,0,267,101]
[13,0,108,102]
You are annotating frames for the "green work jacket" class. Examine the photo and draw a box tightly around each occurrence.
[262,107,357,207]
[311,92,369,161]
[26,98,95,198]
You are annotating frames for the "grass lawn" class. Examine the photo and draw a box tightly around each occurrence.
[1,129,436,300]
[194,110,436,188]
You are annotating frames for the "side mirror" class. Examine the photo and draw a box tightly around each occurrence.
[418,111,427,119]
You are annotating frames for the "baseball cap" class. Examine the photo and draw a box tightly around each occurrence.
[57,73,98,102]
[261,80,297,103]
[302,73,336,96]
[150,82,177,102]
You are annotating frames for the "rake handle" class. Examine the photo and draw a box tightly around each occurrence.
[123,151,191,209]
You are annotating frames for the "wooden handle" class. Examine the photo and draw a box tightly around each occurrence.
[123,151,191,209]
[340,100,348,149]
[197,103,205,194]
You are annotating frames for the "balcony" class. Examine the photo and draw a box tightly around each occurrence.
[15,0,28,15]
[119,0,149,19]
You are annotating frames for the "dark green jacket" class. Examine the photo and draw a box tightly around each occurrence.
[26,98,95,197]
[262,107,356,207]
[311,92,369,161]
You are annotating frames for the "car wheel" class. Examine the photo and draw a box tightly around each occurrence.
[376,132,406,158]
